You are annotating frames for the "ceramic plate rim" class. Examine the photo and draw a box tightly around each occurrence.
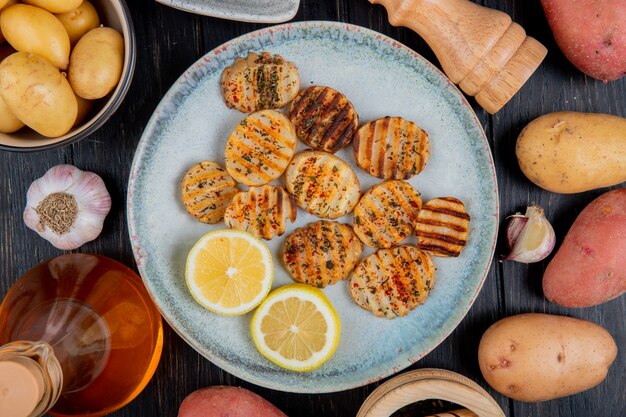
[128,20,499,393]
[154,0,300,23]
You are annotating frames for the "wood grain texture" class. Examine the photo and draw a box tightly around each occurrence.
[0,1,623,416]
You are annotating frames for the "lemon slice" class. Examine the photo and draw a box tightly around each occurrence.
[250,284,341,372]
[186,229,273,316]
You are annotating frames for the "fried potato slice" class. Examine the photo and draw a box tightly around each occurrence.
[282,220,362,288]
[353,116,430,180]
[284,150,361,219]
[415,197,470,257]
[181,161,238,224]
[225,110,297,186]
[289,86,359,153]
[353,180,422,248]
[350,245,435,319]
[224,185,296,240]
[221,51,300,112]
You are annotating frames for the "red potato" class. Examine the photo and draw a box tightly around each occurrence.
[541,0,626,81]
[543,188,626,307]
[178,386,288,417]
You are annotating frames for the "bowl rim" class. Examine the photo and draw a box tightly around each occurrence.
[0,0,137,153]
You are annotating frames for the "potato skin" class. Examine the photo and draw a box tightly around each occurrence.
[0,94,24,133]
[178,386,287,417]
[541,0,625,81]
[478,313,617,402]
[0,4,71,70]
[0,52,77,137]
[516,112,626,193]
[69,27,124,99]
[55,1,100,45]
[23,0,83,14]
[543,188,626,307]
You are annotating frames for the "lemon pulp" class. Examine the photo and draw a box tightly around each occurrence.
[185,229,273,316]
[251,284,340,372]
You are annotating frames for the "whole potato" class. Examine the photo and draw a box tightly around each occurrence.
[69,27,124,99]
[55,1,100,46]
[0,94,24,133]
[0,52,77,137]
[73,94,93,127]
[0,4,71,70]
[543,188,626,307]
[541,0,625,81]
[23,0,83,14]
[178,386,287,417]
[478,313,617,402]
[516,112,626,193]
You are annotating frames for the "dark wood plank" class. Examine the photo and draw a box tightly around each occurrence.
[0,1,624,417]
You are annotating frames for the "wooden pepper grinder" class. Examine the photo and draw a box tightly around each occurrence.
[370,0,547,114]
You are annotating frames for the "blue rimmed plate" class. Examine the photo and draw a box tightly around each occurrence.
[154,0,299,23]
[128,21,498,393]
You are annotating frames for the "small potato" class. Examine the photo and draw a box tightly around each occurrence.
[541,0,625,81]
[178,386,287,417]
[69,27,124,99]
[478,313,617,402]
[0,0,19,44]
[0,4,71,70]
[23,0,83,14]
[543,188,626,307]
[0,94,24,133]
[0,52,77,137]
[516,112,626,193]
[73,94,93,127]
[55,1,100,45]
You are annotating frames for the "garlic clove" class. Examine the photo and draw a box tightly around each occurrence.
[23,165,111,250]
[503,204,555,263]
[505,215,527,250]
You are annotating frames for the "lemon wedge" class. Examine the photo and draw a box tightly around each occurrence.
[250,284,341,372]
[185,229,273,316]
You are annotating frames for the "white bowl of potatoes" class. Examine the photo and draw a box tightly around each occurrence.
[0,0,135,151]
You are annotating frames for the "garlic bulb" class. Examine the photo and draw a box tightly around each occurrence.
[23,165,111,250]
[503,204,555,263]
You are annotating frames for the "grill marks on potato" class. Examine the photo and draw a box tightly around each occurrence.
[282,221,362,288]
[353,116,430,180]
[353,180,422,248]
[221,52,300,113]
[285,150,361,219]
[350,245,435,319]
[289,86,359,153]
[225,110,297,186]
[415,197,470,257]
[224,185,296,240]
[181,161,238,224]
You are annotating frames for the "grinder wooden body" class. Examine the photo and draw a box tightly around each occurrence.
[371,0,547,113]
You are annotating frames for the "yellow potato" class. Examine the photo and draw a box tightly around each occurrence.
[0,4,71,70]
[73,94,93,127]
[0,0,18,45]
[69,27,124,99]
[0,94,24,133]
[516,111,626,193]
[23,0,83,14]
[478,313,617,402]
[0,52,77,137]
[55,1,100,45]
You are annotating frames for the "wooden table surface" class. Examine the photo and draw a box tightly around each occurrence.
[1,1,625,416]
